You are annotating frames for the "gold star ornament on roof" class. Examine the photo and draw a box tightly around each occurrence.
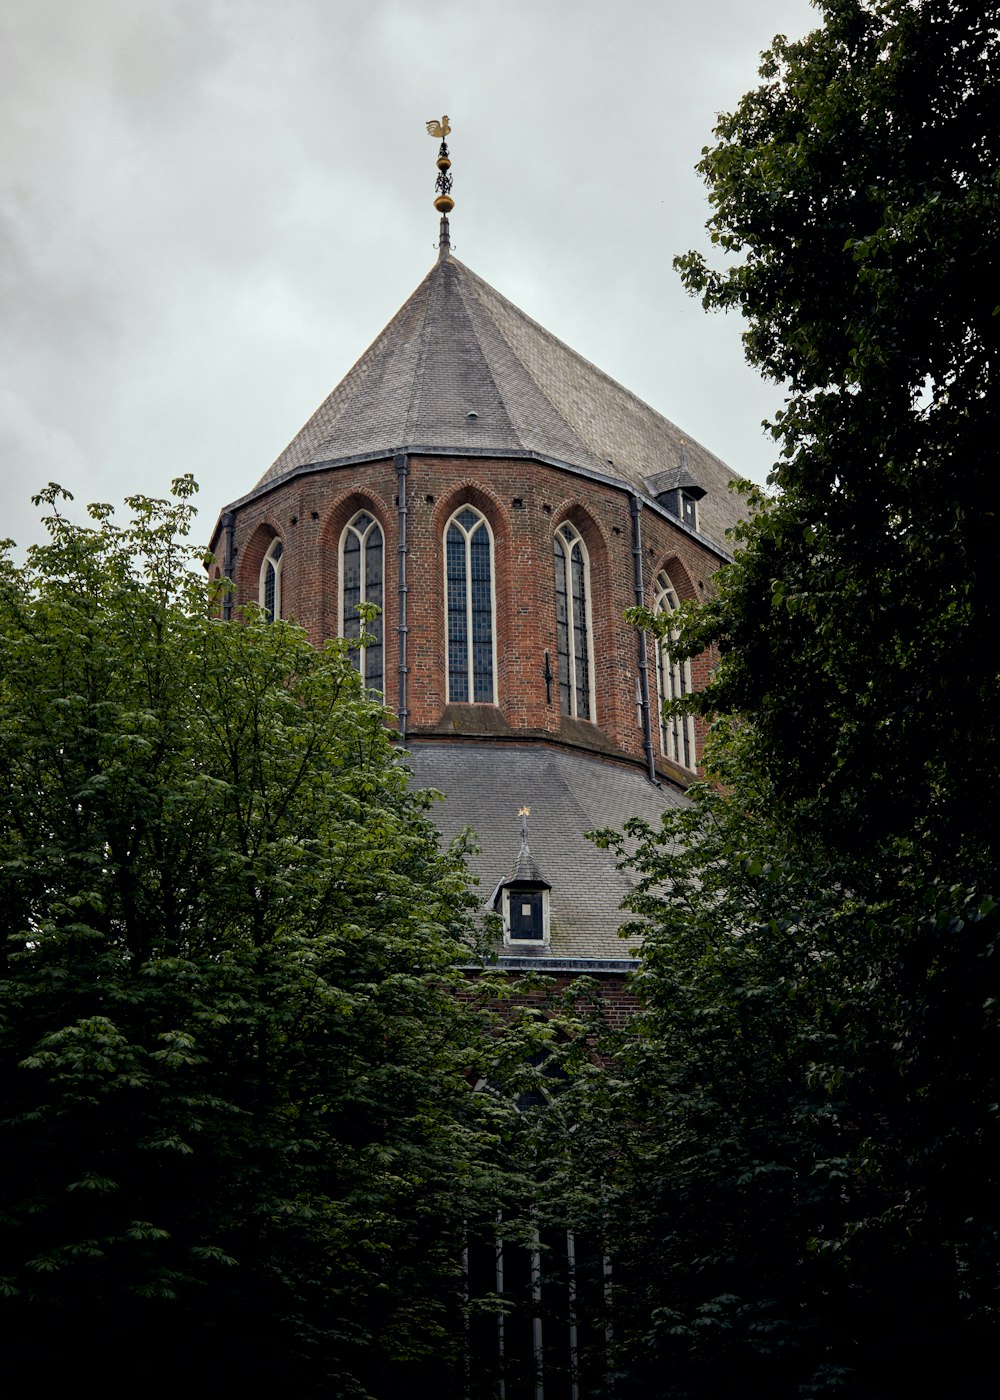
[426,115,451,138]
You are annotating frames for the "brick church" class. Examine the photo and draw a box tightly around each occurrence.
[208,126,744,991]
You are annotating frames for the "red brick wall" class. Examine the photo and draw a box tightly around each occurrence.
[216,454,724,775]
[458,970,641,1032]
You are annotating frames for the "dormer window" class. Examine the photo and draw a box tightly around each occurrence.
[679,490,699,531]
[643,456,707,533]
[500,880,550,945]
[490,810,552,947]
[509,891,545,941]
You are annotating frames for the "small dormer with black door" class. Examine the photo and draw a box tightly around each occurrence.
[644,442,707,533]
[489,807,552,947]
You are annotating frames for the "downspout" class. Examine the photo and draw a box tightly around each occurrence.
[629,492,658,785]
[395,453,410,740]
[220,511,236,621]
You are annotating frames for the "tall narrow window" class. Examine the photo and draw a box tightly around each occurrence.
[259,538,283,621]
[553,522,593,720]
[445,506,495,704]
[340,512,384,693]
[654,572,695,769]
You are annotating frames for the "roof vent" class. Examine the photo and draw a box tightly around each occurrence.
[644,451,706,530]
[466,411,478,420]
[643,465,706,502]
[488,806,551,946]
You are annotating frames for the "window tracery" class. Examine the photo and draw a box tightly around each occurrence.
[445,506,496,704]
[553,522,594,720]
[259,538,283,622]
[340,511,384,693]
[654,572,695,769]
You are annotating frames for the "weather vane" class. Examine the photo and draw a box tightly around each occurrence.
[426,115,454,258]
[518,805,531,845]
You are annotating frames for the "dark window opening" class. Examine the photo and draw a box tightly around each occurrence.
[261,540,283,622]
[341,512,384,693]
[509,891,544,941]
[554,523,591,720]
[446,507,495,704]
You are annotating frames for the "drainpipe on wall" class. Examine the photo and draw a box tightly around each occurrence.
[395,453,410,740]
[629,493,658,785]
[220,511,236,621]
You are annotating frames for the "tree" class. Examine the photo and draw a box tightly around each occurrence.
[591,772,999,1397]
[581,4,1000,1394]
[0,480,507,1395]
[673,0,1000,875]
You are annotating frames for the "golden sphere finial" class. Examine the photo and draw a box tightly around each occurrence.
[426,115,455,245]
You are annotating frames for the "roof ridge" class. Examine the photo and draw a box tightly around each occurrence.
[262,262,440,482]
[448,262,526,453]
[450,261,600,466]
[399,258,440,442]
[451,258,741,482]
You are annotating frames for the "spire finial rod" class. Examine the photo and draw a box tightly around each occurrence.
[426,115,454,260]
[518,805,531,850]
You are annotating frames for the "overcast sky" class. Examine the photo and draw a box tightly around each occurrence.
[2,0,819,555]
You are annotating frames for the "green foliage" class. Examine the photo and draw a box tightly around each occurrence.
[586,4,1000,1395]
[671,0,1000,872]
[0,481,507,1394]
[591,778,1000,1396]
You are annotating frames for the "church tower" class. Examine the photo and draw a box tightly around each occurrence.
[208,122,743,985]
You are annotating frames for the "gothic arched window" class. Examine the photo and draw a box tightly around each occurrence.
[445,506,496,704]
[654,572,695,769]
[553,521,594,720]
[259,538,283,622]
[340,511,384,693]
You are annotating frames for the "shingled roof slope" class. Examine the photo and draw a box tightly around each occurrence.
[256,256,746,549]
[405,741,686,960]
[499,843,550,891]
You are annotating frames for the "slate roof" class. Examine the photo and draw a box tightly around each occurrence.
[497,842,551,892]
[404,740,686,961]
[254,255,746,551]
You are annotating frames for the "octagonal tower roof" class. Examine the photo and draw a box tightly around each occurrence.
[250,255,746,551]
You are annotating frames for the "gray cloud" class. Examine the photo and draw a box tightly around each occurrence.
[1,0,817,554]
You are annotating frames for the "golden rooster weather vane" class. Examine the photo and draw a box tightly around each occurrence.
[426,115,454,258]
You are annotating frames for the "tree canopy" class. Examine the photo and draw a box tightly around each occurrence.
[5,8,1000,1395]
[579,3,1000,1394]
[672,0,1000,875]
[0,480,511,1395]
